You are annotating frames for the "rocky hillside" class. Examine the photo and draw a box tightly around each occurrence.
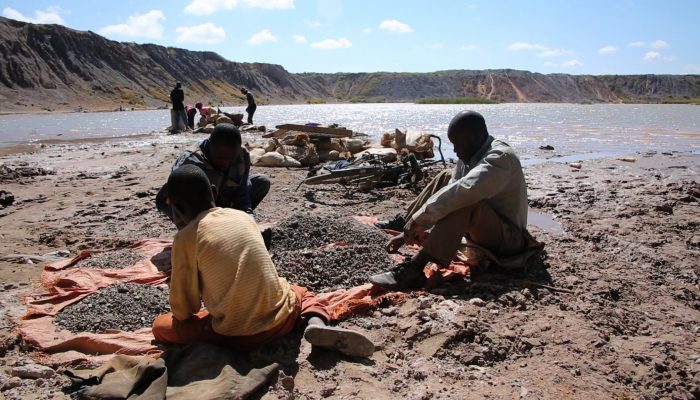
[1,17,698,113]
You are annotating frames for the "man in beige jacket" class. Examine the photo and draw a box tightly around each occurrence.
[370,111,529,290]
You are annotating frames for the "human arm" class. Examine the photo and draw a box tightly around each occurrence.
[232,149,254,215]
[411,150,514,227]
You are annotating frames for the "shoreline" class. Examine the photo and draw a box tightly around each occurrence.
[0,137,699,398]
[2,100,699,117]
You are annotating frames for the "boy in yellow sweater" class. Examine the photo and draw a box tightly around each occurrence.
[152,164,374,357]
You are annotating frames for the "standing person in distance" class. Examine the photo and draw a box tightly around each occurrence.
[170,82,188,131]
[241,88,256,125]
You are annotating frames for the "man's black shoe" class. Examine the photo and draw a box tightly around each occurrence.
[374,214,406,231]
[369,260,426,291]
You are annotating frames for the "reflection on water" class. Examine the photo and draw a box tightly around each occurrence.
[0,104,698,160]
[528,209,565,236]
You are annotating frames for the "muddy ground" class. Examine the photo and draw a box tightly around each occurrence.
[0,136,698,399]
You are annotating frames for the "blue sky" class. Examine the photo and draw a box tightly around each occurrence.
[2,0,699,74]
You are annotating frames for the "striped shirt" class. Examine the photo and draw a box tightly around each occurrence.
[170,207,296,336]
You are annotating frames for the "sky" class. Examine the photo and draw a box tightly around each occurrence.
[1,0,699,75]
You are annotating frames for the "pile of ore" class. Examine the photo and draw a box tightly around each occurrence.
[54,282,169,333]
[75,248,144,270]
[270,213,389,251]
[270,213,396,292]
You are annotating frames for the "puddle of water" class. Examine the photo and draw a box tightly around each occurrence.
[528,209,565,235]
[521,151,625,167]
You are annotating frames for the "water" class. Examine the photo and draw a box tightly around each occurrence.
[1,103,699,159]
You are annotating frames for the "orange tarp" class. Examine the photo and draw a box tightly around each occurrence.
[19,223,473,365]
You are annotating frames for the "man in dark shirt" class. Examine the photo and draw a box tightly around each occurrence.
[170,82,188,130]
[156,124,270,218]
[241,88,256,124]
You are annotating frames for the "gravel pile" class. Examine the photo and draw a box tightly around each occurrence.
[54,282,170,333]
[270,213,389,251]
[75,247,144,270]
[270,213,396,292]
[273,245,397,292]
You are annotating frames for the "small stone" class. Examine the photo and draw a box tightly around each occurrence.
[11,364,55,379]
[522,338,542,348]
[380,307,397,316]
[418,297,432,309]
[2,376,22,391]
[469,298,486,307]
[280,375,294,392]
[321,385,336,397]
[520,386,529,398]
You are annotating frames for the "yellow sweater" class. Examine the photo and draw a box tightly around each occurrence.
[170,207,296,336]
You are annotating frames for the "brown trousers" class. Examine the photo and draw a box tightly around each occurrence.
[152,285,330,350]
[405,170,525,266]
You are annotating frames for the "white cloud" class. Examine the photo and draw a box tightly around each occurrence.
[304,19,322,28]
[184,0,292,15]
[292,34,306,43]
[242,0,294,9]
[432,43,444,49]
[506,42,547,51]
[362,27,372,34]
[99,10,165,39]
[311,37,352,49]
[247,29,277,44]
[176,23,226,43]
[598,46,617,54]
[543,59,583,68]
[379,19,413,33]
[628,41,646,48]
[467,4,478,8]
[644,51,661,61]
[460,44,477,51]
[561,59,583,67]
[2,6,66,25]
[649,40,669,49]
[185,0,236,16]
[537,48,573,58]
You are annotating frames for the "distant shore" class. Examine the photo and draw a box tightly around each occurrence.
[2,98,700,116]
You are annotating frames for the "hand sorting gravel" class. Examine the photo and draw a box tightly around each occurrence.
[54,282,170,333]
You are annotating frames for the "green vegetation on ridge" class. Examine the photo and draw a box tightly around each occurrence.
[417,97,499,104]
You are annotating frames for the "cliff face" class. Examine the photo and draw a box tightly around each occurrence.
[1,17,698,112]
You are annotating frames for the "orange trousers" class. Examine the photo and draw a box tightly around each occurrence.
[152,285,330,350]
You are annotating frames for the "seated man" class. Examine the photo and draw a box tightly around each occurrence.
[370,111,529,290]
[156,123,270,217]
[152,164,374,357]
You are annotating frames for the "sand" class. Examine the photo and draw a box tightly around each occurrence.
[0,135,698,399]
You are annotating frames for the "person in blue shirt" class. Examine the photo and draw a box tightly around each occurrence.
[156,124,270,218]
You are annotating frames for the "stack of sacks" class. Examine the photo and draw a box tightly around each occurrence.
[381,129,435,159]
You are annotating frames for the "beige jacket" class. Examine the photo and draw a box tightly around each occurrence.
[411,136,528,230]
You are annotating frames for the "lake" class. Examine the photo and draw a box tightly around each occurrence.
[1,103,699,160]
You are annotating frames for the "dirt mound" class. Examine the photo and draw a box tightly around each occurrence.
[72,248,144,270]
[54,282,169,333]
